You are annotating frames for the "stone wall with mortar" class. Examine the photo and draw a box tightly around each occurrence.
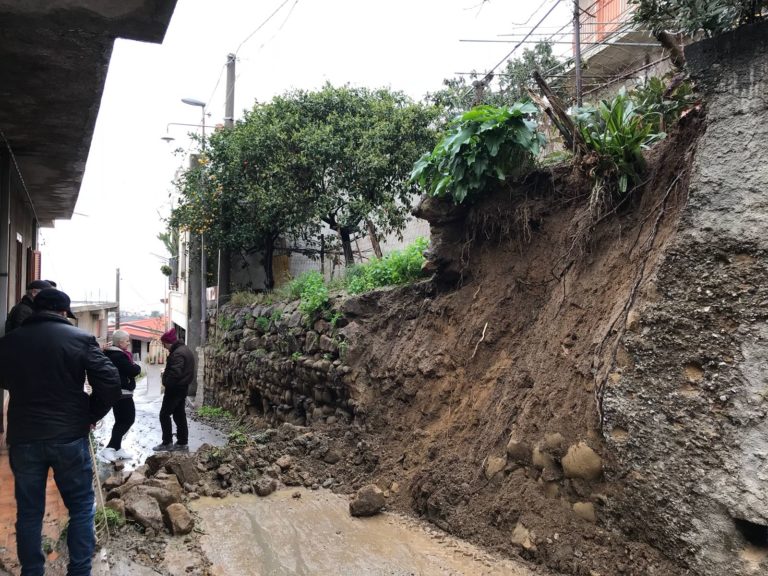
[603,22,768,576]
[204,299,358,427]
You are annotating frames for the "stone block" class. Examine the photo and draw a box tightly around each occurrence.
[165,456,201,486]
[562,442,603,481]
[165,503,195,535]
[349,485,386,517]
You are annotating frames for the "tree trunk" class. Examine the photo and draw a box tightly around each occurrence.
[218,248,231,302]
[262,238,276,290]
[531,70,587,155]
[366,219,383,259]
[339,228,355,267]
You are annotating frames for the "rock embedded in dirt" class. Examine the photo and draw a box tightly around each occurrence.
[254,477,277,497]
[322,448,342,464]
[275,455,294,470]
[562,442,603,481]
[484,455,507,480]
[511,523,536,551]
[572,502,596,523]
[506,438,532,464]
[349,484,386,517]
[532,446,556,470]
[165,503,195,536]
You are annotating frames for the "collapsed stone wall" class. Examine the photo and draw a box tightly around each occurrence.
[204,300,357,427]
[603,22,768,576]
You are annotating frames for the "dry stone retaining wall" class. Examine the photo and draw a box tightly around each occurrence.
[204,299,358,427]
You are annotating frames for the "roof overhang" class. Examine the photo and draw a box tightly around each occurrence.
[0,0,177,226]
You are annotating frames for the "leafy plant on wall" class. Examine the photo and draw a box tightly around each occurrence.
[410,102,546,205]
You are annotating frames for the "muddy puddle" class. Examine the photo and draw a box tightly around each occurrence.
[192,489,543,576]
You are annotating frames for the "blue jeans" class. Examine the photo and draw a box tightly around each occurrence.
[9,437,95,576]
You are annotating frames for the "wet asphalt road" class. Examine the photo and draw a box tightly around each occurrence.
[92,362,227,471]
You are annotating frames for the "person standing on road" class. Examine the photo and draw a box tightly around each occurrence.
[4,280,51,333]
[100,329,141,462]
[154,328,195,452]
[0,288,121,576]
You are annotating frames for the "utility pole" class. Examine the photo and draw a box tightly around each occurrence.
[115,267,120,329]
[224,53,235,130]
[187,154,202,376]
[573,0,583,106]
[217,53,236,306]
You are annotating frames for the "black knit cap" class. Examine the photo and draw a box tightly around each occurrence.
[34,288,76,319]
[27,280,51,290]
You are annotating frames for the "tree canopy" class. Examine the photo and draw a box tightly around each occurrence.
[630,0,766,36]
[427,41,563,124]
[169,84,438,287]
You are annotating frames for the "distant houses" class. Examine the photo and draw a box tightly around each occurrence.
[109,316,169,364]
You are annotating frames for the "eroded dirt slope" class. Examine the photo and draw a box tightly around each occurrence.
[337,116,701,576]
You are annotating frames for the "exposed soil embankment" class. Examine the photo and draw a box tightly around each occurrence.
[204,113,699,575]
[203,23,768,575]
[334,121,698,575]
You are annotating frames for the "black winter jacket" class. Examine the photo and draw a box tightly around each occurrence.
[161,341,195,393]
[104,346,142,396]
[4,295,35,333]
[0,312,121,444]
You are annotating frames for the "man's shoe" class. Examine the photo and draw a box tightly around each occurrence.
[98,448,117,463]
[171,444,189,452]
[114,448,133,460]
[152,443,174,452]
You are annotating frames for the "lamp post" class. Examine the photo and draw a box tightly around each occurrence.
[182,97,207,345]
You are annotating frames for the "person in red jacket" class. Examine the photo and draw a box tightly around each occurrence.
[153,328,195,452]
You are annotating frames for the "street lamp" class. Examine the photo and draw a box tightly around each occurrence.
[182,97,207,346]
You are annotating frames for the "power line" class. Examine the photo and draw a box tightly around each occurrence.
[235,0,294,56]
[507,0,557,26]
[462,0,564,98]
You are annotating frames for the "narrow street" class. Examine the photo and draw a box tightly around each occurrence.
[3,365,553,576]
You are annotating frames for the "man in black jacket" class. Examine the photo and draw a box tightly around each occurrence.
[4,279,51,333]
[0,288,121,576]
[154,328,195,452]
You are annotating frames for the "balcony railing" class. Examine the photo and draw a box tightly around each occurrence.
[579,0,633,46]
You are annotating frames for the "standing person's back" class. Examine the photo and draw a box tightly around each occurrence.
[153,328,195,452]
[4,280,51,334]
[0,288,121,576]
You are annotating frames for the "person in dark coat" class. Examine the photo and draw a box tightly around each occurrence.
[4,279,51,333]
[100,329,141,462]
[153,328,195,452]
[0,288,121,576]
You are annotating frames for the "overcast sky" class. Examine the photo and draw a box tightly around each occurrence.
[40,0,571,312]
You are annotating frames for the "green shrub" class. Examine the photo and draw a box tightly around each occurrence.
[410,102,546,204]
[197,406,233,420]
[95,507,125,531]
[296,271,329,316]
[573,89,665,207]
[269,308,283,323]
[630,76,696,133]
[346,237,428,294]
[254,316,270,332]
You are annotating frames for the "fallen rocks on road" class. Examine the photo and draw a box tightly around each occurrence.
[349,484,386,517]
